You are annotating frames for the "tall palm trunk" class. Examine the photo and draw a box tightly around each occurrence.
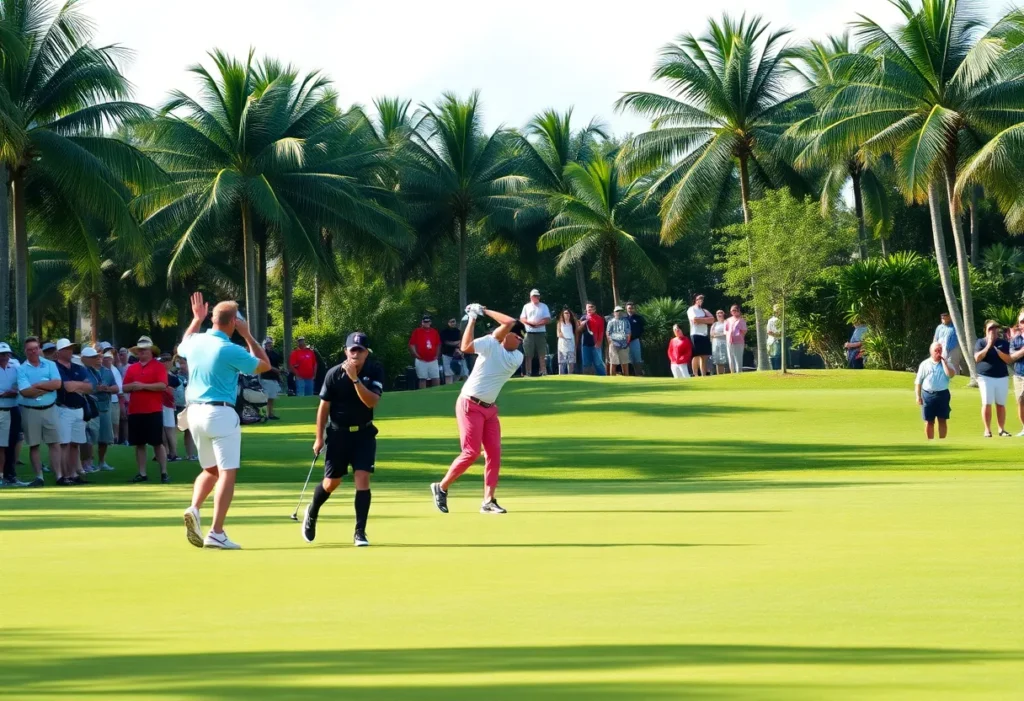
[969,185,980,267]
[89,293,99,345]
[574,260,589,309]
[13,172,28,342]
[943,159,976,366]
[282,248,293,362]
[928,182,976,379]
[608,251,619,307]
[0,165,9,340]
[457,214,468,311]
[738,155,768,371]
[240,203,258,336]
[257,234,268,341]
[851,168,869,260]
[880,236,889,257]
[313,273,320,325]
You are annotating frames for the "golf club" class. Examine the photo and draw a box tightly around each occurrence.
[289,450,322,521]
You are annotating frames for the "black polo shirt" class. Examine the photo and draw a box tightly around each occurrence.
[56,361,88,409]
[627,313,645,341]
[320,360,384,428]
[439,328,462,356]
[261,349,282,379]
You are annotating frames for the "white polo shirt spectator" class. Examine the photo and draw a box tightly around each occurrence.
[519,289,551,376]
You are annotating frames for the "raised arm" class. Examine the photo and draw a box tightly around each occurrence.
[183,292,208,342]
[974,340,991,363]
[234,316,271,375]
[485,308,519,343]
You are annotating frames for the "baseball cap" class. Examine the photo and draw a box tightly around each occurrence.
[55,338,77,351]
[103,348,115,357]
[41,342,56,352]
[80,346,99,358]
[346,332,371,351]
[530,288,540,296]
[614,305,624,312]
[0,342,11,354]
[421,315,432,322]
[98,341,113,351]
[263,336,274,345]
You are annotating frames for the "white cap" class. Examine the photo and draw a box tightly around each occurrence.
[55,338,77,351]
[530,288,540,297]
[81,346,99,358]
[0,342,11,354]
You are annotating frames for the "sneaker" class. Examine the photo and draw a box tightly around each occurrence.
[83,465,98,474]
[26,477,44,488]
[983,432,993,438]
[160,474,170,484]
[302,505,317,543]
[2,477,28,487]
[430,483,448,513]
[204,531,241,550]
[480,499,507,514]
[56,477,73,486]
[42,465,50,473]
[353,529,369,547]
[167,456,181,463]
[71,476,89,485]
[183,507,203,548]
[130,473,148,483]
[100,463,115,471]
[998,429,1012,437]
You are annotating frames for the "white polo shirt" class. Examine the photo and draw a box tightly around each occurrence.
[520,301,551,334]
[0,361,18,409]
[460,335,523,404]
[687,305,713,336]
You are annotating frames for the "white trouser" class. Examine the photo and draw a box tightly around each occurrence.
[670,363,691,378]
[187,404,242,469]
[728,344,744,374]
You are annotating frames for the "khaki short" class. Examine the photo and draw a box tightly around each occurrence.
[109,400,120,426]
[22,404,60,446]
[609,345,630,366]
[1013,375,1024,401]
[0,410,10,448]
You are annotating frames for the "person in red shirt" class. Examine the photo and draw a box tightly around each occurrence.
[409,315,442,389]
[580,302,607,375]
[668,324,693,379]
[122,336,170,482]
[289,337,318,397]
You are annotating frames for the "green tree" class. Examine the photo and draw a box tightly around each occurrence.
[617,14,812,370]
[139,51,409,341]
[0,0,159,343]
[802,0,1024,380]
[719,189,855,372]
[538,155,661,306]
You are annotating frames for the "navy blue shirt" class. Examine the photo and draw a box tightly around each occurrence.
[626,313,645,341]
[975,338,1010,378]
[56,361,88,408]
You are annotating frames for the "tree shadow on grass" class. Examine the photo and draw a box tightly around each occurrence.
[1,631,1019,700]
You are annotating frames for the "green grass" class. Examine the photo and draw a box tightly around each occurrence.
[2,370,1022,699]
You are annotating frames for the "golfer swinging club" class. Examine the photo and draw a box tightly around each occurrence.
[431,305,524,514]
[304,332,383,546]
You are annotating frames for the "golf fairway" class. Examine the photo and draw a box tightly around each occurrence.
[2,371,1022,699]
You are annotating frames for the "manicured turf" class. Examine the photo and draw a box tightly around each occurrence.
[2,370,1021,699]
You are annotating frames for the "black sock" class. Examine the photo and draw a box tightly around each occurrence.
[354,489,371,531]
[310,483,331,516]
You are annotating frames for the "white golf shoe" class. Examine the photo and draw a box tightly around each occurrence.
[183,507,203,548]
[204,531,241,550]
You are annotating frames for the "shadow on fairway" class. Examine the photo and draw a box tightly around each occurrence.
[1,632,1020,700]
[245,542,748,551]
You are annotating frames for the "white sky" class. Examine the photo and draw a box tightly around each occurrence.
[89,0,1007,134]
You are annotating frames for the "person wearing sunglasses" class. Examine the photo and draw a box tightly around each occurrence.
[974,320,1013,437]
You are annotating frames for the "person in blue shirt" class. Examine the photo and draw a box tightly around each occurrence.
[16,337,63,486]
[915,341,957,440]
[178,292,269,550]
[933,311,960,373]
[845,322,869,369]
[1007,312,1024,436]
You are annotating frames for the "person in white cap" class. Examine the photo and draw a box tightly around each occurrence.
[519,289,551,376]
[54,338,93,485]
[81,347,118,472]
[179,292,270,550]
[101,349,124,459]
[17,337,62,486]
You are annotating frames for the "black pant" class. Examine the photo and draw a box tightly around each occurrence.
[3,407,21,481]
[324,426,378,479]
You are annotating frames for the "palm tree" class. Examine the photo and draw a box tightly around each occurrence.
[0,0,159,342]
[803,0,1024,379]
[786,33,894,259]
[515,108,607,307]
[399,91,526,311]
[138,50,410,341]
[616,14,811,370]
[538,155,661,306]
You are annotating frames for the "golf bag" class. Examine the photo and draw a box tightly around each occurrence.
[236,374,268,425]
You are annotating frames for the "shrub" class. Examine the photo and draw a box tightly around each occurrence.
[637,297,687,376]
[789,269,849,369]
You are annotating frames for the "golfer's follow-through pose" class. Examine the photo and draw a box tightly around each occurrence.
[431,305,524,514]
[304,332,383,547]
[180,293,270,550]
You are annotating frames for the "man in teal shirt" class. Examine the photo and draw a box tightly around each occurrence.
[177,293,269,551]
[17,337,62,486]
[933,311,961,373]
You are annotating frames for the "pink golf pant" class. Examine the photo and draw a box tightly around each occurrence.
[443,398,502,488]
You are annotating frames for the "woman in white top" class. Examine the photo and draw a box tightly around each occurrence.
[556,308,579,375]
[686,294,715,377]
[710,310,728,374]
[431,305,524,515]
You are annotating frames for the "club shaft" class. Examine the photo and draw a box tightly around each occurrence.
[291,453,319,516]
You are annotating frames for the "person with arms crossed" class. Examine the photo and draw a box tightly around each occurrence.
[624,302,645,376]
[440,318,467,384]
[102,349,124,458]
[520,289,551,377]
[84,347,118,472]
[409,315,442,388]
[0,343,25,486]
[686,294,715,376]
[288,337,317,397]
[260,337,283,419]
[606,306,632,376]
[123,336,170,483]
[180,293,270,550]
[304,332,383,547]
[915,341,956,440]
[17,337,61,486]
[431,305,524,515]
[53,339,92,484]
